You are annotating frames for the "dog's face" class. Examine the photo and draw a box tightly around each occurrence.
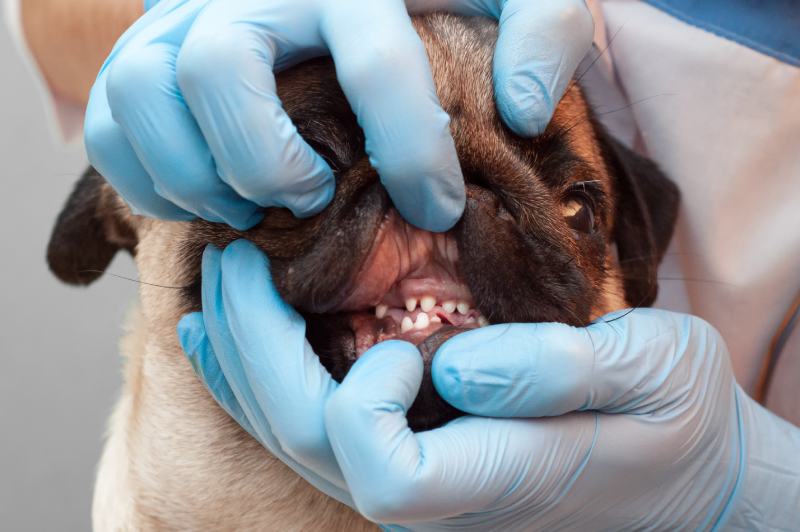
[47,15,678,431]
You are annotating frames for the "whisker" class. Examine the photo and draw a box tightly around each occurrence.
[566,24,624,94]
[594,93,676,118]
[617,251,710,264]
[79,270,191,290]
[607,270,737,287]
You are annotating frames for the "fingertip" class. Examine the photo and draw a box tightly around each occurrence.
[395,184,466,233]
[284,175,336,219]
[201,243,222,266]
[224,208,264,231]
[384,152,466,232]
[350,341,423,387]
[177,312,206,356]
[224,238,263,257]
[495,75,553,137]
[431,329,503,415]
[221,239,271,278]
[332,340,423,414]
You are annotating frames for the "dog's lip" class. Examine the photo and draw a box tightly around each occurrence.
[332,209,466,313]
[311,207,487,355]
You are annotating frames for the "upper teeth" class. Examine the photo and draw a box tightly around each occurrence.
[382,298,473,315]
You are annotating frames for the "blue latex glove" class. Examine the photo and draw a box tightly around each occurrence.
[178,241,352,496]
[85,0,592,231]
[179,242,800,529]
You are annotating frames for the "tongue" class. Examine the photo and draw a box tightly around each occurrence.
[338,210,464,311]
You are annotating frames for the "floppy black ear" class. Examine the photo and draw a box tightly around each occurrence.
[600,133,680,307]
[47,167,137,286]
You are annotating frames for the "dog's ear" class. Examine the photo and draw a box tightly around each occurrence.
[600,133,680,307]
[47,168,138,286]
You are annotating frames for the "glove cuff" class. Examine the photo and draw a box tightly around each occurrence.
[722,389,800,529]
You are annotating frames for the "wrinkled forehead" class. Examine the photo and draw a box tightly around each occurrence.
[274,14,608,196]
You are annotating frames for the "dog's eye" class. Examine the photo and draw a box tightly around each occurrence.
[562,194,595,234]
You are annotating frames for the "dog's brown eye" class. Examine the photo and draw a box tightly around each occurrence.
[562,195,595,234]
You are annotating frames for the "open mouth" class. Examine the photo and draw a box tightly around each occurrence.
[326,209,488,358]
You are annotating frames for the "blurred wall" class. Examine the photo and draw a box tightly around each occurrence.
[0,20,137,532]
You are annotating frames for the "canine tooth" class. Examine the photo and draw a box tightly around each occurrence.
[456,302,470,315]
[431,316,442,323]
[405,298,418,312]
[420,296,436,312]
[414,313,430,330]
[375,304,388,319]
[442,301,456,313]
[401,316,414,333]
[478,316,489,327]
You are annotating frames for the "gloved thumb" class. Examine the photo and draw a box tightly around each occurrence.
[432,309,702,417]
[177,312,259,437]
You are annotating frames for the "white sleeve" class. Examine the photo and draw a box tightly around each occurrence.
[3,0,85,143]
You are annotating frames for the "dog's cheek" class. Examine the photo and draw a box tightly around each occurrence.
[270,182,389,313]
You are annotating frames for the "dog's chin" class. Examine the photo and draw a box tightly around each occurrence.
[300,209,487,431]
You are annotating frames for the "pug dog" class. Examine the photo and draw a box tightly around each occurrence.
[47,14,679,531]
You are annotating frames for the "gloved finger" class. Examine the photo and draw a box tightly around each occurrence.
[325,340,596,523]
[176,5,335,218]
[433,309,717,417]
[177,312,258,438]
[106,40,263,230]
[85,62,192,221]
[323,1,465,232]
[406,0,593,136]
[200,245,353,502]
[217,240,342,480]
[84,0,204,221]
[492,0,594,136]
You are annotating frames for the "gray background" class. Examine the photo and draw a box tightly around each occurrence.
[0,20,137,531]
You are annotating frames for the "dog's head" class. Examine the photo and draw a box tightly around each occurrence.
[48,15,678,431]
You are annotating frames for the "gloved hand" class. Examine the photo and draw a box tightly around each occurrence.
[178,240,352,504]
[85,0,593,231]
[179,241,800,529]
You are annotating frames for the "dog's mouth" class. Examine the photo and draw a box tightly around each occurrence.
[332,209,487,357]
[299,206,487,430]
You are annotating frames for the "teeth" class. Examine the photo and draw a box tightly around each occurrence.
[442,301,456,314]
[405,298,418,312]
[430,315,442,323]
[400,316,414,333]
[478,316,489,327]
[420,296,436,312]
[375,304,388,319]
[456,302,470,315]
[414,313,430,330]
